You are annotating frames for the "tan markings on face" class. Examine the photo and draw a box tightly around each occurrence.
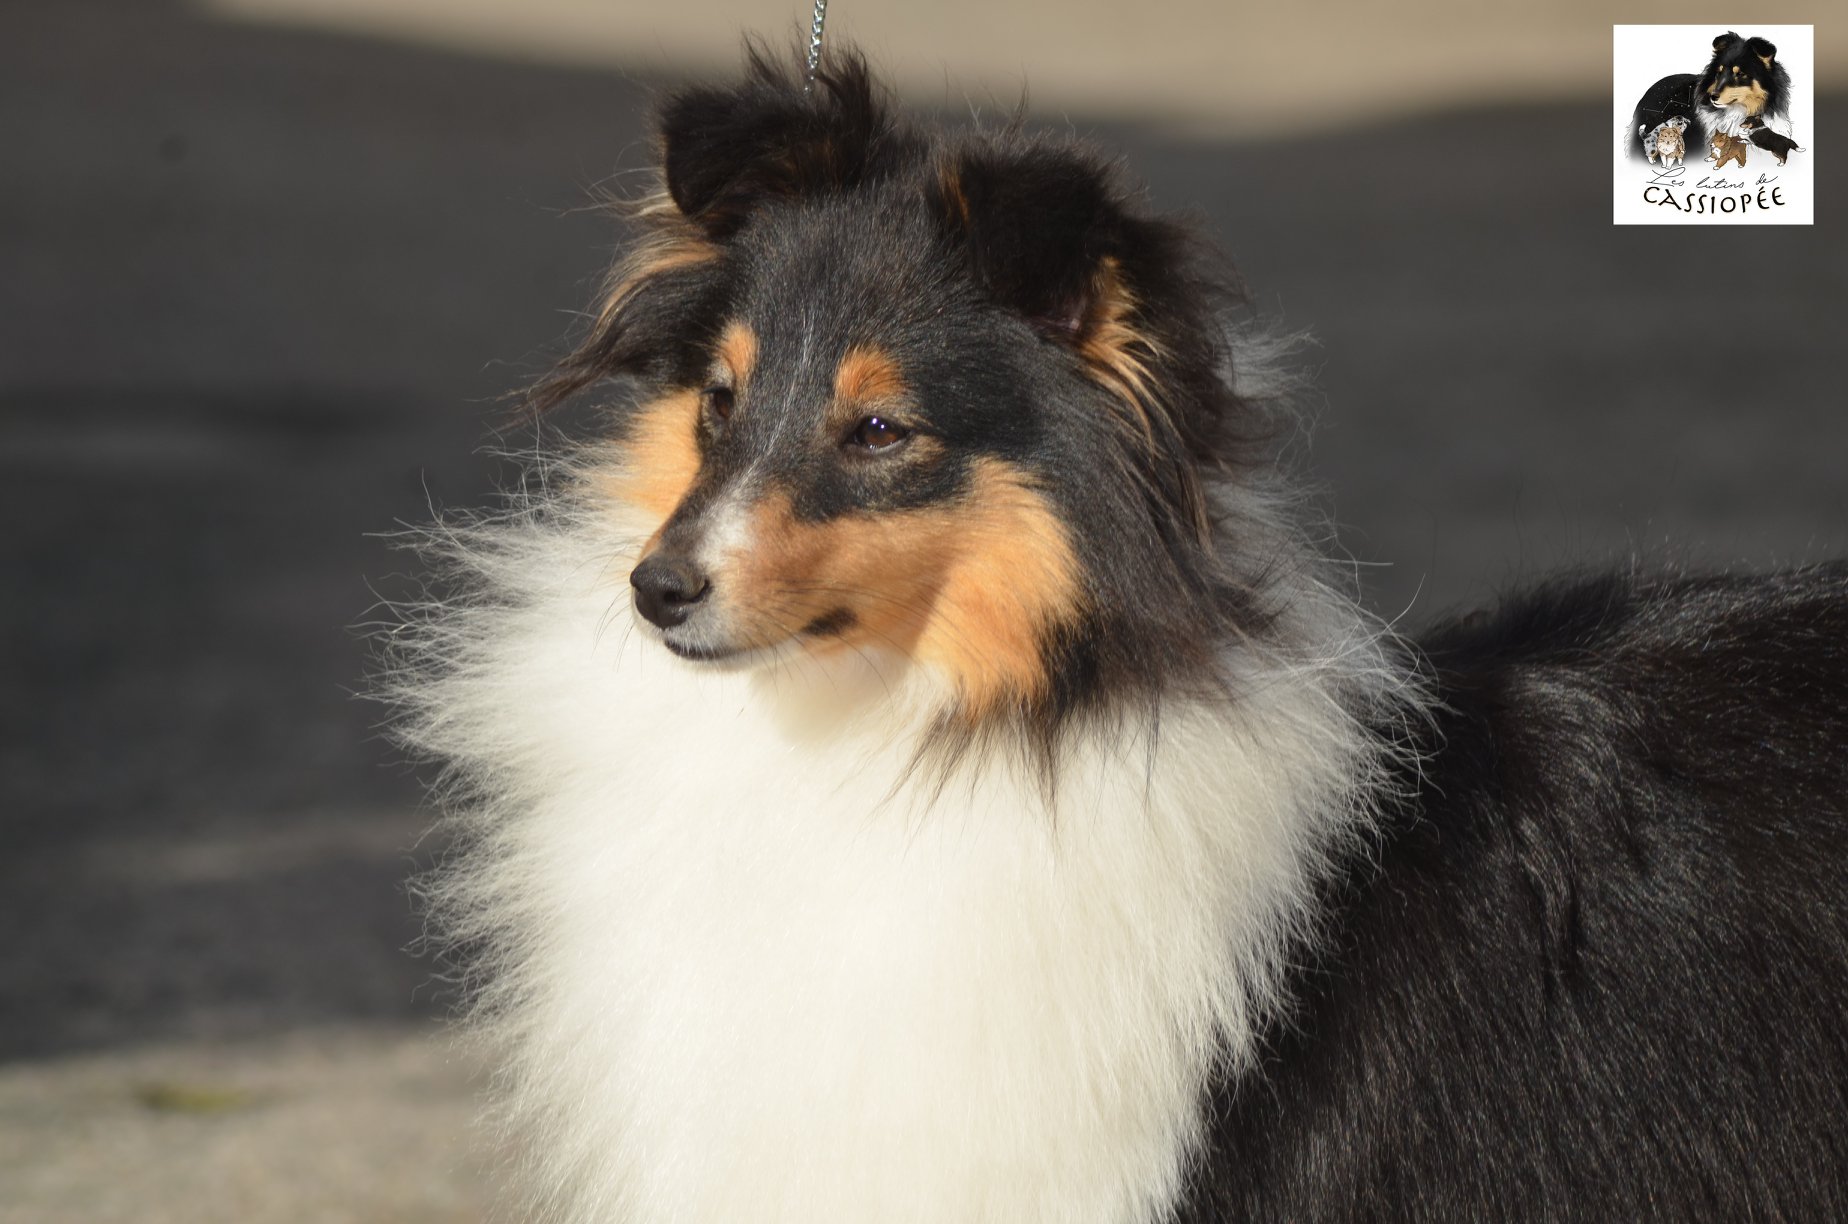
[1713,81,1769,115]
[727,458,1083,718]
[834,345,907,405]
[595,389,702,526]
[829,344,911,434]
[716,320,759,388]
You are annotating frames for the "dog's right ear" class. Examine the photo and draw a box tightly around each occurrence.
[659,47,914,240]
[1712,31,1741,55]
[525,47,915,412]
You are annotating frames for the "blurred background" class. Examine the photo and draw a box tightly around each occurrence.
[2,1,1842,1219]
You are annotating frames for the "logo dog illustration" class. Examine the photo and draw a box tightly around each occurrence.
[1709,130,1751,170]
[1643,116,1691,166]
[1740,117,1804,165]
[1630,31,1791,160]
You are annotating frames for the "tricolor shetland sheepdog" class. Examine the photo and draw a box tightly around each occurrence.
[390,47,1848,1223]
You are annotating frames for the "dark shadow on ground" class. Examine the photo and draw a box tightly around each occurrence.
[3,1,1843,1059]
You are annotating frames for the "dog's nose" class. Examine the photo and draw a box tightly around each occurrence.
[631,554,711,628]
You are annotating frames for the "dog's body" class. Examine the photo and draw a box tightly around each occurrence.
[1742,116,1804,165]
[1710,129,1751,170]
[396,50,1848,1224]
[1186,569,1848,1220]
[1629,31,1791,160]
[1643,116,1689,166]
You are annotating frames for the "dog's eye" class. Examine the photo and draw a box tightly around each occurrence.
[701,386,734,423]
[849,416,909,452]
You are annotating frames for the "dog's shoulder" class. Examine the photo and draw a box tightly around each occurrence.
[1413,564,1848,821]
[1389,563,1848,939]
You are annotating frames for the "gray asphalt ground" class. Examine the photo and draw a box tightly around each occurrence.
[2,1,1845,1219]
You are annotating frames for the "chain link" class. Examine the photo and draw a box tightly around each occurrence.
[804,0,828,92]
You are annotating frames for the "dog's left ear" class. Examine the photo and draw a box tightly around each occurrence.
[930,140,1236,539]
[1747,36,1777,67]
[928,141,1224,412]
[928,143,1130,338]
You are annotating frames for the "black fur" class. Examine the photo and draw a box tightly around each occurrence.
[1630,73,1701,159]
[1742,117,1803,164]
[1628,31,1791,160]
[1182,569,1848,1220]
[1180,566,1848,1220]
[534,48,1848,1219]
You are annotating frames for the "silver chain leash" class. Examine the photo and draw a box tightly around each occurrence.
[804,0,828,92]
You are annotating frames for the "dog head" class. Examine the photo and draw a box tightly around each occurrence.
[1701,32,1790,119]
[535,48,1264,728]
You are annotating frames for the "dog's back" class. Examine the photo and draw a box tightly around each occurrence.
[1183,565,1848,1220]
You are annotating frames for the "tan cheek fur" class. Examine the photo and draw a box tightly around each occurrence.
[1712,82,1769,115]
[597,319,760,535]
[730,460,1084,719]
[597,390,702,525]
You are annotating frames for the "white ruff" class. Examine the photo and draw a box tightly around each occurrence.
[393,470,1414,1224]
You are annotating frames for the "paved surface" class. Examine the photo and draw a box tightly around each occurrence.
[0,1026,487,1222]
[2,1,1844,1218]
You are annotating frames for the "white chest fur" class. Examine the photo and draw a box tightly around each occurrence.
[401,505,1397,1224]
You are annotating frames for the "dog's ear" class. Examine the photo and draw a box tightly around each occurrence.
[927,139,1232,403]
[1713,31,1740,55]
[928,143,1130,338]
[658,47,911,240]
[524,210,726,413]
[930,139,1240,539]
[1747,36,1777,67]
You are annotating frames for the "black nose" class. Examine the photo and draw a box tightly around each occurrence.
[630,554,711,629]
